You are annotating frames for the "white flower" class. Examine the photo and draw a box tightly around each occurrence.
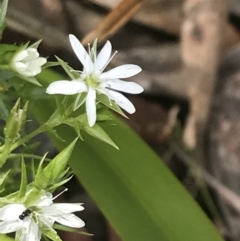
[46,34,143,127]
[0,191,85,241]
[11,47,47,77]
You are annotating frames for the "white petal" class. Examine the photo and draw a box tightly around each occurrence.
[101,64,142,79]
[28,58,47,68]
[103,79,143,94]
[108,90,135,114]
[24,48,39,61]
[94,41,112,72]
[69,34,93,73]
[0,220,23,233]
[0,204,25,221]
[13,62,27,71]
[86,88,96,127]
[41,204,84,216]
[46,80,87,95]
[53,214,85,228]
[13,50,28,62]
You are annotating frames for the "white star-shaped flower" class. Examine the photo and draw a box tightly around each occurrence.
[11,47,47,77]
[46,34,143,127]
[0,191,84,241]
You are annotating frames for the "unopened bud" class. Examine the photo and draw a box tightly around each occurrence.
[4,99,28,141]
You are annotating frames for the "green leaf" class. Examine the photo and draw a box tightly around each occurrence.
[0,0,8,40]
[17,74,42,86]
[84,122,119,149]
[31,69,224,241]
[18,159,27,199]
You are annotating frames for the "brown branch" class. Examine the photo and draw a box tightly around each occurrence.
[82,0,151,45]
[181,0,230,148]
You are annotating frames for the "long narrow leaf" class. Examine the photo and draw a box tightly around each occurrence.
[29,70,224,241]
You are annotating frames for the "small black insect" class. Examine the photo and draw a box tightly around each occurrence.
[19,209,32,220]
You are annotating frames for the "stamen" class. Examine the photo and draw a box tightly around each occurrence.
[52,188,68,201]
[101,50,118,72]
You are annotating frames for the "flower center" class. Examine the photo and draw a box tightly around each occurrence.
[85,75,99,88]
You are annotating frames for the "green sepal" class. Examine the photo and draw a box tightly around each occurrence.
[47,174,73,192]
[34,153,50,190]
[0,44,18,63]
[53,224,93,236]
[29,39,42,49]
[0,0,8,40]
[97,94,128,118]
[44,138,77,180]
[18,158,28,199]
[43,226,63,241]
[0,197,14,206]
[55,56,80,80]
[42,61,60,69]
[23,188,42,207]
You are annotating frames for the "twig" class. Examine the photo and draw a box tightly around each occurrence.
[170,141,240,215]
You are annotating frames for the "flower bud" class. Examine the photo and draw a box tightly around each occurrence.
[11,47,46,77]
[4,99,28,141]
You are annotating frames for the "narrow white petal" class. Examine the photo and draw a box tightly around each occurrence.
[94,41,112,72]
[0,204,25,221]
[108,90,136,114]
[41,204,84,215]
[86,88,96,127]
[53,214,85,228]
[69,34,93,73]
[18,218,41,241]
[37,214,55,228]
[27,219,41,241]
[101,64,142,79]
[46,80,87,95]
[104,79,143,94]
[0,220,23,233]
